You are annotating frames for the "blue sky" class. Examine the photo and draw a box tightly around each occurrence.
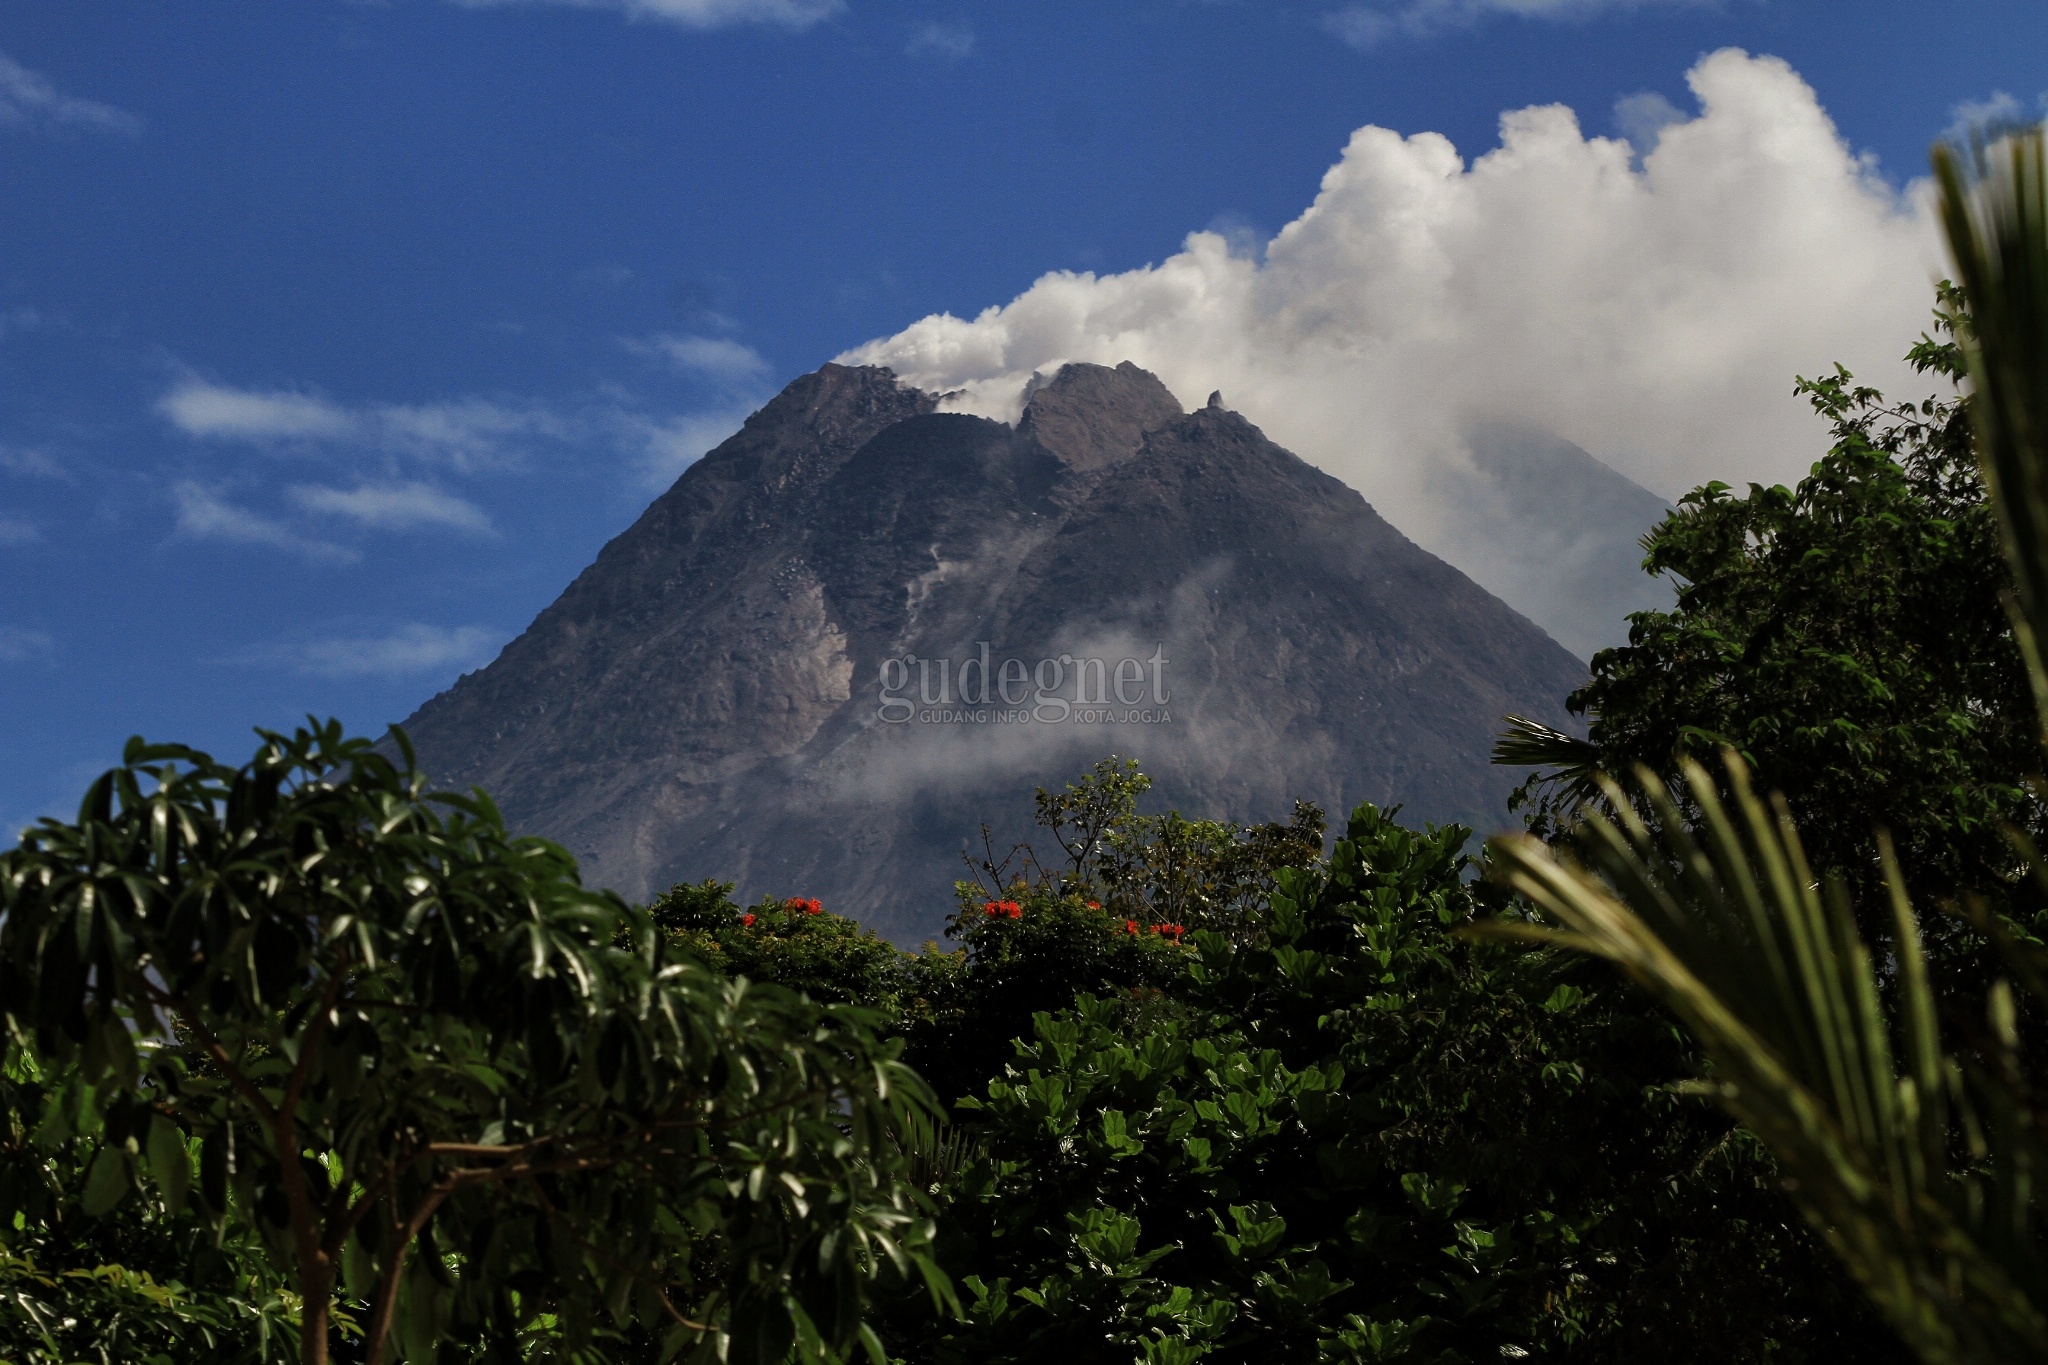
[2,0,2045,835]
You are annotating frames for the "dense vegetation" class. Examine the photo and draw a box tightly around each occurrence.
[8,248,2047,1364]
[1503,290,2041,984]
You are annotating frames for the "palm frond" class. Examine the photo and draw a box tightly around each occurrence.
[892,1107,985,1196]
[1490,714,1601,773]
[1935,126,2048,735]
[1487,757,2048,1365]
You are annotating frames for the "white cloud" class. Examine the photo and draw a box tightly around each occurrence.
[0,625,54,664]
[159,379,572,473]
[842,50,1938,638]
[159,369,747,508]
[447,0,841,31]
[161,384,354,441]
[632,408,754,490]
[907,21,975,59]
[172,482,358,563]
[1943,91,2044,146]
[0,515,39,545]
[1327,0,1701,47]
[239,623,505,679]
[635,334,773,387]
[0,51,142,135]
[0,445,67,480]
[290,482,494,533]
[1613,90,1686,156]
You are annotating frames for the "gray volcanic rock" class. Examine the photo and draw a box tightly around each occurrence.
[397,362,1587,942]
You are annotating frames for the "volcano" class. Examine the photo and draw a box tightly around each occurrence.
[395,361,1587,941]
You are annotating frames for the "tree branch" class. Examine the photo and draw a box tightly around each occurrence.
[141,982,277,1126]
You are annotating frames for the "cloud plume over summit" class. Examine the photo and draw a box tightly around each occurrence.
[842,50,1939,640]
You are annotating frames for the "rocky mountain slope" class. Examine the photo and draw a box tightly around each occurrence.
[397,362,1588,941]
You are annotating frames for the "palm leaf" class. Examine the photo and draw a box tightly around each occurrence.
[1488,757,2048,1364]
[1936,129,2048,736]
[1490,714,1601,773]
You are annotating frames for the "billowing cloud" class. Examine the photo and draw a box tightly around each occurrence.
[290,482,494,534]
[0,51,141,135]
[238,623,505,680]
[842,50,1940,643]
[447,0,840,32]
[171,482,358,563]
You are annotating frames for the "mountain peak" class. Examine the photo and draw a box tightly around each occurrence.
[396,360,1585,940]
[1017,361,1184,473]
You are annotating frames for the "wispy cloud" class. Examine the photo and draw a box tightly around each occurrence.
[0,445,72,480]
[0,515,39,546]
[1944,91,2045,145]
[161,384,354,441]
[632,409,754,490]
[237,623,505,679]
[447,0,842,32]
[907,20,975,59]
[0,625,56,664]
[161,368,756,527]
[633,334,773,387]
[172,482,359,563]
[289,481,494,533]
[1327,0,1699,47]
[0,51,142,135]
[159,379,573,472]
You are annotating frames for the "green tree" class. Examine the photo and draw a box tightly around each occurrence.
[1484,127,2048,1364]
[0,722,947,1365]
[1502,292,2038,946]
[883,803,1898,1364]
[1,1046,304,1365]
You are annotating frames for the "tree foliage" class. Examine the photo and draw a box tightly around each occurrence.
[1484,126,2048,1365]
[0,722,945,1365]
[882,801,1897,1364]
[1506,294,2039,933]
[0,1047,304,1365]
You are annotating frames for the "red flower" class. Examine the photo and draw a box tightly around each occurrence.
[1004,900,1022,918]
[741,913,755,927]
[1087,900,1101,910]
[806,898,823,914]
[984,901,1001,917]
[1125,919,1139,935]
[785,897,805,910]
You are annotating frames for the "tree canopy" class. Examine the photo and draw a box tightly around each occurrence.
[0,722,946,1365]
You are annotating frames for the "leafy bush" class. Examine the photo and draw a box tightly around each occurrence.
[882,801,1899,1364]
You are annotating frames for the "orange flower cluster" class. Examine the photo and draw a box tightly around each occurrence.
[1122,920,1186,942]
[740,912,755,927]
[983,899,1023,919]
[785,897,823,915]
